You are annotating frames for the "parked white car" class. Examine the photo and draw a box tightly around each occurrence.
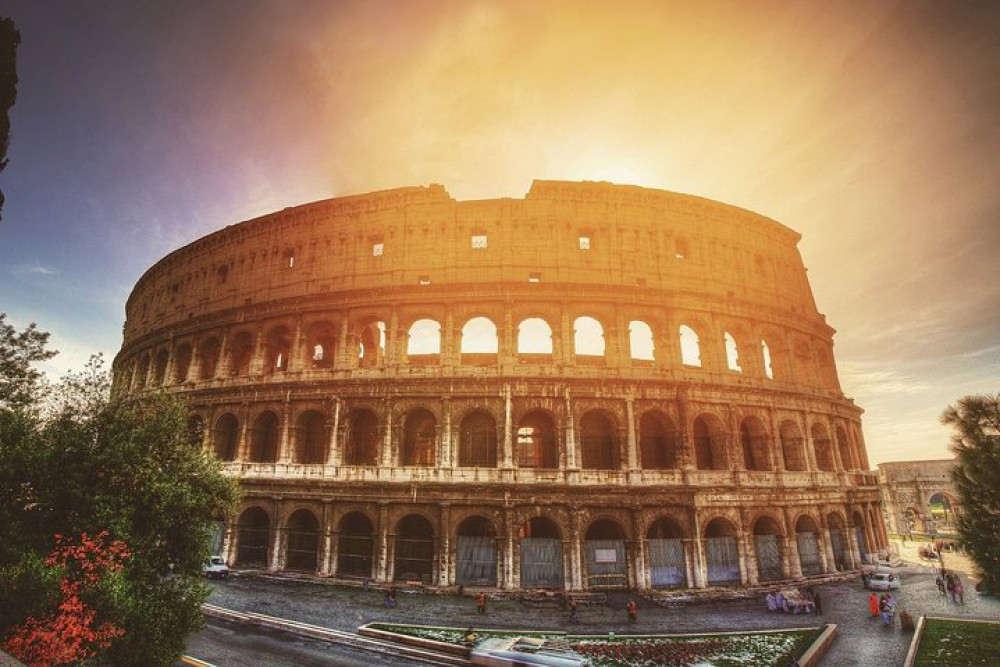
[867,572,900,591]
[202,555,230,579]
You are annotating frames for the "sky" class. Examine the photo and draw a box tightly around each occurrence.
[1,0,998,465]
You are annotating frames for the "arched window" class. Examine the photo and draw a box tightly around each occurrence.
[517,318,553,354]
[639,412,678,469]
[295,411,327,464]
[173,343,193,383]
[580,411,618,470]
[574,316,605,356]
[516,411,558,468]
[693,414,727,470]
[199,337,220,380]
[780,421,806,471]
[249,411,280,463]
[459,411,497,467]
[761,339,774,379]
[628,320,655,360]
[724,332,741,372]
[679,325,701,367]
[213,413,239,461]
[406,319,441,356]
[460,317,498,353]
[345,410,379,466]
[402,409,436,466]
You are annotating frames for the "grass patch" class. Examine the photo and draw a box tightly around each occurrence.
[914,618,1000,666]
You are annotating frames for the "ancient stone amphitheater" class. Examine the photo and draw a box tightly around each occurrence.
[113,180,886,593]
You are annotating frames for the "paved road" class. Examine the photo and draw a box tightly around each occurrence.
[196,560,1000,666]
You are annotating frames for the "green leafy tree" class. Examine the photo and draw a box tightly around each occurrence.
[1,331,240,665]
[941,394,1000,594]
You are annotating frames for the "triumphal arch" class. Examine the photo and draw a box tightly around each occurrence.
[113,180,886,593]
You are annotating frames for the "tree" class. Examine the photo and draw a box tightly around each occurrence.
[940,394,1000,594]
[1,340,240,665]
[0,313,56,411]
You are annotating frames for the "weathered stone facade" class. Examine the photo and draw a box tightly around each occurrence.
[113,180,885,592]
[879,460,960,538]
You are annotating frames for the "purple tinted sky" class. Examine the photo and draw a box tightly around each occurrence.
[1,0,998,465]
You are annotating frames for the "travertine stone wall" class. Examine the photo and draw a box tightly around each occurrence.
[114,180,884,591]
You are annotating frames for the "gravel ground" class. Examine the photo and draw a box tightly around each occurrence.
[205,556,1000,666]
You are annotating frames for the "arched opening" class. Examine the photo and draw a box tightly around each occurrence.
[295,410,327,464]
[639,412,678,470]
[199,337,220,380]
[795,515,822,576]
[724,332,741,372]
[236,507,270,567]
[573,316,605,357]
[357,320,385,368]
[337,512,374,578]
[740,417,771,471]
[344,410,379,466]
[812,423,835,472]
[836,427,855,471]
[516,411,558,469]
[458,411,497,467]
[628,320,655,361]
[460,317,499,354]
[230,332,254,376]
[584,519,628,589]
[694,414,727,471]
[580,411,618,470]
[827,513,849,571]
[285,509,320,573]
[753,516,784,581]
[249,411,280,463]
[213,413,239,461]
[401,409,436,466]
[266,326,292,373]
[406,318,441,357]
[679,325,701,367]
[394,515,434,584]
[456,516,497,586]
[153,349,169,385]
[646,517,687,588]
[780,421,806,471]
[517,318,553,354]
[519,517,563,588]
[307,321,337,369]
[704,518,741,585]
[173,343,193,383]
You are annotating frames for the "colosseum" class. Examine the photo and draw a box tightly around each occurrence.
[113,180,887,594]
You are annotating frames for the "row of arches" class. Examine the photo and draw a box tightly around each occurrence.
[117,311,839,394]
[229,504,880,589]
[204,404,866,473]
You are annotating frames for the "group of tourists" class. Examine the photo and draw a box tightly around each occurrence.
[765,587,821,615]
[936,570,965,604]
[869,591,896,625]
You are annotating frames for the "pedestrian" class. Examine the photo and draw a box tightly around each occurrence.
[476,591,487,615]
[569,599,580,624]
[868,592,879,617]
[626,599,638,623]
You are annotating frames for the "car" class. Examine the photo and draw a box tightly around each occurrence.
[202,555,230,579]
[867,572,900,591]
[470,636,585,666]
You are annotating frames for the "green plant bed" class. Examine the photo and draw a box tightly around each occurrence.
[914,618,1000,666]
[364,622,820,666]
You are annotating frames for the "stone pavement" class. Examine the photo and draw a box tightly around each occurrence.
[205,560,1000,665]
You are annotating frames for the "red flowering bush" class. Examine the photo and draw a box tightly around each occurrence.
[2,531,130,666]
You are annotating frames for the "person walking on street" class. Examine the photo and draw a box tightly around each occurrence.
[476,591,487,615]
[626,599,638,623]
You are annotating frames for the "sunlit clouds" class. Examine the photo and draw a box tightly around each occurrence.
[1,0,998,464]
